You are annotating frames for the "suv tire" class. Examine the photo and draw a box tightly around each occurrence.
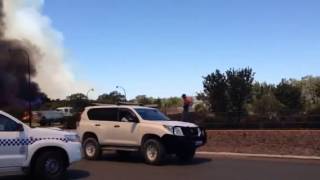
[32,151,67,180]
[83,137,101,160]
[176,147,196,163]
[142,139,166,165]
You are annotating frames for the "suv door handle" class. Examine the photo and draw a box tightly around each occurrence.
[114,125,120,128]
[95,124,101,127]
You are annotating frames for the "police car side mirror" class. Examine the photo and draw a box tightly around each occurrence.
[16,124,24,132]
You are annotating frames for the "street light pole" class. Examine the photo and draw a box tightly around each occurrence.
[116,86,127,101]
[9,49,32,127]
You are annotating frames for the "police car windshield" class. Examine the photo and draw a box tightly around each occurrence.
[135,108,170,121]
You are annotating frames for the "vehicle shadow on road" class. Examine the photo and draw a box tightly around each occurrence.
[0,176,24,180]
[98,152,212,166]
[169,157,212,166]
[98,152,144,163]
[0,169,90,180]
[68,169,91,179]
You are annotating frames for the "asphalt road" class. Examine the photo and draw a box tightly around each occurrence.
[1,153,320,180]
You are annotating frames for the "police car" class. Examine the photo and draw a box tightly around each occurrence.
[0,111,82,180]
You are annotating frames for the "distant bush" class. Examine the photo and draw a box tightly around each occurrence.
[308,104,320,115]
[194,103,208,114]
[250,93,284,120]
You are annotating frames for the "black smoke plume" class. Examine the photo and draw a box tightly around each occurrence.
[0,0,44,109]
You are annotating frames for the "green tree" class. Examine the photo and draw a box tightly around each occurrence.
[252,82,276,99]
[274,79,302,113]
[226,67,255,120]
[202,70,228,113]
[97,91,125,104]
[251,93,283,119]
[294,76,320,111]
[154,98,162,108]
[160,97,182,114]
[316,83,320,99]
[67,93,89,112]
[194,103,209,114]
[162,97,182,108]
[249,82,283,118]
[67,93,88,101]
[135,95,154,105]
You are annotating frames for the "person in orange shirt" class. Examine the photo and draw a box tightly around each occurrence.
[181,94,193,122]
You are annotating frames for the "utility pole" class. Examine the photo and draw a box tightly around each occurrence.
[116,85,127,101]
[86,88,94,100]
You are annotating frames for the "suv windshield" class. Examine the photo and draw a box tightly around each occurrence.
[135,108,170,121]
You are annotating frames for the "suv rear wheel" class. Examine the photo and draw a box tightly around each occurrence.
[32,150,67,180]
[83,137,101,160]
[142,139,166,165]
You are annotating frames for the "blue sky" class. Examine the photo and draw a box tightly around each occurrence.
[43,0,320,99]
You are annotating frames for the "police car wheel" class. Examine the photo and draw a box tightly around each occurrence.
[83,137,101,160]
[33,151,67,180]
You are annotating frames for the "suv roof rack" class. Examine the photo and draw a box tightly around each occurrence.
[116,102,159,108]
[116,102,144,106]
[91,102,159,108]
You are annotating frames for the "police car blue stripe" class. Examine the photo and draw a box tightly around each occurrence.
[0,137,69,146]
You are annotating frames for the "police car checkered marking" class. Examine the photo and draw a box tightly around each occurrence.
[0,137,69,146]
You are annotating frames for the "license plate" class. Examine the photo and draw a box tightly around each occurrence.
[195,141,203,146]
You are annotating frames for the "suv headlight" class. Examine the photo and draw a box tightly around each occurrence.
[163,125,174,134]
[163,125,184,136]
[198,127,205,136]
[173,127,184,136]
[65,134,80,143]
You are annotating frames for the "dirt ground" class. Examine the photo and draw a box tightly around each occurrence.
[201,130,320,156]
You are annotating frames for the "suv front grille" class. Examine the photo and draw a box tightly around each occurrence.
[181,127,199,137]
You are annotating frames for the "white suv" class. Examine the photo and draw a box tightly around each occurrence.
[0,111,82,180]
[77,105,207,165]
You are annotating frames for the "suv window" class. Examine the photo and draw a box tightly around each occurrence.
[135,108,170,121]
[87,108,118,121]
[0,115,20,131]
[119,109,138,123]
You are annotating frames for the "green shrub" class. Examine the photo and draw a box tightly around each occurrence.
[194,103,208,114]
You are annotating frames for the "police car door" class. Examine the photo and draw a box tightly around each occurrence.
[0,114,26,168]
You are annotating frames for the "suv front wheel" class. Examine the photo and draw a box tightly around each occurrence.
[142,139,166,165]
[83,137,101,160]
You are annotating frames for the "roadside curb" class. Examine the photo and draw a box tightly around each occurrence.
[197,151,320,160]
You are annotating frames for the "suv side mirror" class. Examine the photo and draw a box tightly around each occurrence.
[16,124,24,132]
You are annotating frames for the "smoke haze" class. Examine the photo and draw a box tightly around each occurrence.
[0,0,88,107]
